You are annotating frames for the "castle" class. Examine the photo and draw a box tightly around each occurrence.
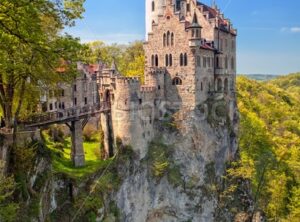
[98,0,237,158]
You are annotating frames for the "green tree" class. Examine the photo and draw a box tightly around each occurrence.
[0,0,85,128]
[236,75,300,221]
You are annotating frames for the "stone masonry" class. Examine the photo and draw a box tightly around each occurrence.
[97,0,237,159]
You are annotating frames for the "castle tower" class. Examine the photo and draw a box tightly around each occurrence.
[145,0,165,40]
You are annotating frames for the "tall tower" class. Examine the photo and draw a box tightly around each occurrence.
[145,0,165,40]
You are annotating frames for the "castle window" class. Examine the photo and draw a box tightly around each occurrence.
[203,57,206,68]
[74,98,77,106]
[61,89,64,97]
[224,78,229,91]
[73,84,77,92]
[225,56,228,69]
[167,31,170,46]
[152,1,155,11]
[180,53,184,66]
[192,29,195,38]
[172,77,182,86]
[217,78,222,91]
[196,29,200,38]
[85,97,87,105]
[158,85,161,90]
[184,53,188,66]
[187,3,190,12]
[139,99,142,105]
[169,54,172,66]
[49,103,53,111]
[197,56,201,67]
[220,39,223,51]
[201,82,203,91]
[62,102,65,109]
[216,57,220,68]
[155,55,159,67]
[208,57,211,67]
[151,55,155,67]
[231,57,235,70]
[165,54,169,66]
[171,33,174,46]
[163,33,166,47]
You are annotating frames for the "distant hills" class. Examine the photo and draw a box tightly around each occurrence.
[238,74,281,81]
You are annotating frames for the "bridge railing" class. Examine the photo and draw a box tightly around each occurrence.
[24,102,110,125]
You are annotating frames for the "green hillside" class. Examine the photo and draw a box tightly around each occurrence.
[236,74,300,221]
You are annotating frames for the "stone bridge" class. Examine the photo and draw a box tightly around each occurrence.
[24,102,111,167]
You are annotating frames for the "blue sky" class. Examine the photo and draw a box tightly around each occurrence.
[67,0,300,75]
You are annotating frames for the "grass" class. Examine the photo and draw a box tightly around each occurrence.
[43,133,111,180]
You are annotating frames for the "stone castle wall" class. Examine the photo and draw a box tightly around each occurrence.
[98,0,237,160]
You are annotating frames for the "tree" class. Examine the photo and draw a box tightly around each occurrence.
[0,0,85,128]
[85,41,145,81]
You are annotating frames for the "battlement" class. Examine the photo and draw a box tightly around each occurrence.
[116,77,140,85]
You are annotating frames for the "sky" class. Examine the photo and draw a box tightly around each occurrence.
[66,0,300,75]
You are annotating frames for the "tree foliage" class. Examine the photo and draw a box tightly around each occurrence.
[0,0,86,127]
[235,74,300,221]
[84,41,145,81]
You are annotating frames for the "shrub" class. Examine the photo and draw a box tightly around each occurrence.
[48,125,65,142]
[83,124,99,142]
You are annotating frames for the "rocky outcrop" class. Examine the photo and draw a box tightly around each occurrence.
[113,97,241,221]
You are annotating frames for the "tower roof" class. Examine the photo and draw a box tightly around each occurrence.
[187,12,202,29]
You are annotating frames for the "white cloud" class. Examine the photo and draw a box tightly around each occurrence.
[290,27,300,33]
[281,27,300,33]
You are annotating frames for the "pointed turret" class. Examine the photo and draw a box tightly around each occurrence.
[188,12,202,48]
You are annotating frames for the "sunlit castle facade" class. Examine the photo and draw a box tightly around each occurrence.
[97,0,238,158]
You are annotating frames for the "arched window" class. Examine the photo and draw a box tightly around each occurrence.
[217,78,222,91]
[169,54,172,66]
[224,78,229,91]
[152,1,155,11]
[184,53,188,66]
[172,77,182,85]
[151,55,155,67]
[216,56,220,68]
[201,82,203,91]
[167,31,170,46]
[163,33,166,47]
[225,56,228,69]
[196,29,200,38]
[231,57,235,70]
[165,54,169,66]
[197,56,201,67]
[180,53,184,66]
[171,33,174,46]
[155,54,159,67]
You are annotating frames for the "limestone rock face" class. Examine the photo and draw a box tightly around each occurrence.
[114,99,240,222]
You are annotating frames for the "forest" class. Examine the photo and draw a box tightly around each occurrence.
[0,0,299,221]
